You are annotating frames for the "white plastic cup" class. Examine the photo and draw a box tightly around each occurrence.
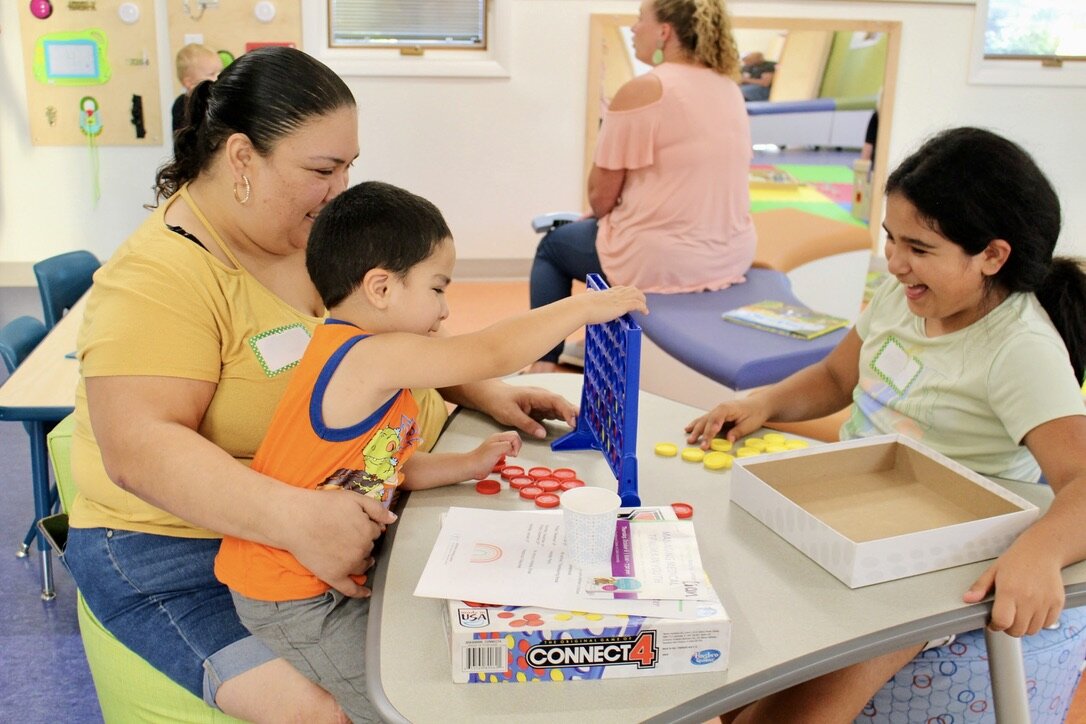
[561,486,621,569]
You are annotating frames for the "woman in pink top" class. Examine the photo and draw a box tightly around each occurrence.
[529,0,755,371]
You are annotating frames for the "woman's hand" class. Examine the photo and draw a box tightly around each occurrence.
[685,397,771,448]
[452,380,578,439]
[284,489,398,598]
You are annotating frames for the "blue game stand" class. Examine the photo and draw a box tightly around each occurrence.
[551,274,642,506]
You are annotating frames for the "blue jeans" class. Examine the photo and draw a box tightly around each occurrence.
[64,527,277,706]
[741,83,770,102]
[529,218,606,363]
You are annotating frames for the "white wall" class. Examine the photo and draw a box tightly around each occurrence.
[1,1,1084,286]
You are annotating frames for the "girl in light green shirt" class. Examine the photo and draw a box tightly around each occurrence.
[687,127,1086,722]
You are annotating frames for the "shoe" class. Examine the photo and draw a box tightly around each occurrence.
[558,339,585,368]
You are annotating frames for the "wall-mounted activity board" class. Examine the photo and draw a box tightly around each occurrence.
[167,0,302,96]
[19,1,162,146]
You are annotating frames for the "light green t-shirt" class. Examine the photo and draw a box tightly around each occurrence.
[841,278,1085,481]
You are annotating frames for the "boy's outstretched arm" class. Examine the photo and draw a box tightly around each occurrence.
[401,431,522,490]
[686,328,862,446]
[355,286,648,395]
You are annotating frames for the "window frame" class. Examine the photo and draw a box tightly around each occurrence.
[307,0,510,78]
[327,0,488,52]
[969,0,1086,86]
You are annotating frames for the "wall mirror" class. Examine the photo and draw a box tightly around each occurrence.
[584,14,902,248]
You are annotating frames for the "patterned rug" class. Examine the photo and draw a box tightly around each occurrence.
[750,163,866,227]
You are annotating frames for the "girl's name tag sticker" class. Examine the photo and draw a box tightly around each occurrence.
[249,324,311,377]
[871,336,922,395]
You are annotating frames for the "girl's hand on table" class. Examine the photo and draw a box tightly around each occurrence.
[685,397,771,449]
[964,534,1064,637]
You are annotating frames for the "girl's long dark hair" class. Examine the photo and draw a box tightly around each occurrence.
[887,127,1086,382]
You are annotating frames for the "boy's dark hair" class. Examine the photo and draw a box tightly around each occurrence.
[306,181,451,309]
[154,46,355,203]
[887,126,1086,382]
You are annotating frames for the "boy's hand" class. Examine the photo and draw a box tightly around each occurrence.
[468,431,522,480]
[685,398,770,448]
[583,286,649,324]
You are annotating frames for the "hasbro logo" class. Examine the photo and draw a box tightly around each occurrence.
[690,649,721,666]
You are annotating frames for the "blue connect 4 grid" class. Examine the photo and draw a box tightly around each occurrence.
[551,274,641,506]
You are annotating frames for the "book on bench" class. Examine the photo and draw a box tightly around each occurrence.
[722,300,848,340]
[748,168,802,190]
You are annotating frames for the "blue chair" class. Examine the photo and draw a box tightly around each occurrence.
[33,250,100,330]
[0,316,58,558]
[0,315,48,384]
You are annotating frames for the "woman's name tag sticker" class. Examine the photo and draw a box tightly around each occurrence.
[249,324,311,377]
[871,335,922,396]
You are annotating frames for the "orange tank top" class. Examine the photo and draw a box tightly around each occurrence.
[215,320,421,601]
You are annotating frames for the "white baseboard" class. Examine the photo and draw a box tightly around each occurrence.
[0,262,37,287]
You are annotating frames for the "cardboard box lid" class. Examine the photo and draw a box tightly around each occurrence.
[734,434,1037,543]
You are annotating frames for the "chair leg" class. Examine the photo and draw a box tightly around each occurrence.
[28,421,56,600]
[17,484,58,553]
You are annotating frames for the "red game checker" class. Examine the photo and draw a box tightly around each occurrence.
[537,479,561,493]
[550,468,577,480]
[527,466,552,481]
[475,479,501,495]
[535,493,560,508]
[518,485,543,500]
[509,476,534,491]
[500,465,525,481]
[560,479,585,491]
[671,502,694,519]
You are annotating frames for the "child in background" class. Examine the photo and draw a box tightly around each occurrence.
[215,181,647,722]
[171,44,223,138]
[686,127,1086,722]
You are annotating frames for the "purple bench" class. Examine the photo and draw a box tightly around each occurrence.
[631,268,847,391]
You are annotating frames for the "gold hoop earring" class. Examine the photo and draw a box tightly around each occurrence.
[233,175,251,205]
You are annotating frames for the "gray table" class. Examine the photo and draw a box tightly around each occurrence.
[367,373,1086,723]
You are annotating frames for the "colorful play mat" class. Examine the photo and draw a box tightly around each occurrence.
[750,163,866,228]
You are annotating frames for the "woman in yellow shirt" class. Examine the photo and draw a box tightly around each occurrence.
[65,46,576,722]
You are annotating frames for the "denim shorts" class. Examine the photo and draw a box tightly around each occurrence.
[64,527,278,707]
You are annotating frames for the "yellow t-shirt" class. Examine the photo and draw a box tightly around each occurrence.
[69,187,448,536]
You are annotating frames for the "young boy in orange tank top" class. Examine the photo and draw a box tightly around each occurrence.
[215,181,647,721]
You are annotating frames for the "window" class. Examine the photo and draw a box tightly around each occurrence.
[310,1,507,78]
[983,0,1086,60]
[330,0,487,51]
[970,0,1086,86]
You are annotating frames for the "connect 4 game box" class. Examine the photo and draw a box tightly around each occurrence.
[444,600,730,683]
